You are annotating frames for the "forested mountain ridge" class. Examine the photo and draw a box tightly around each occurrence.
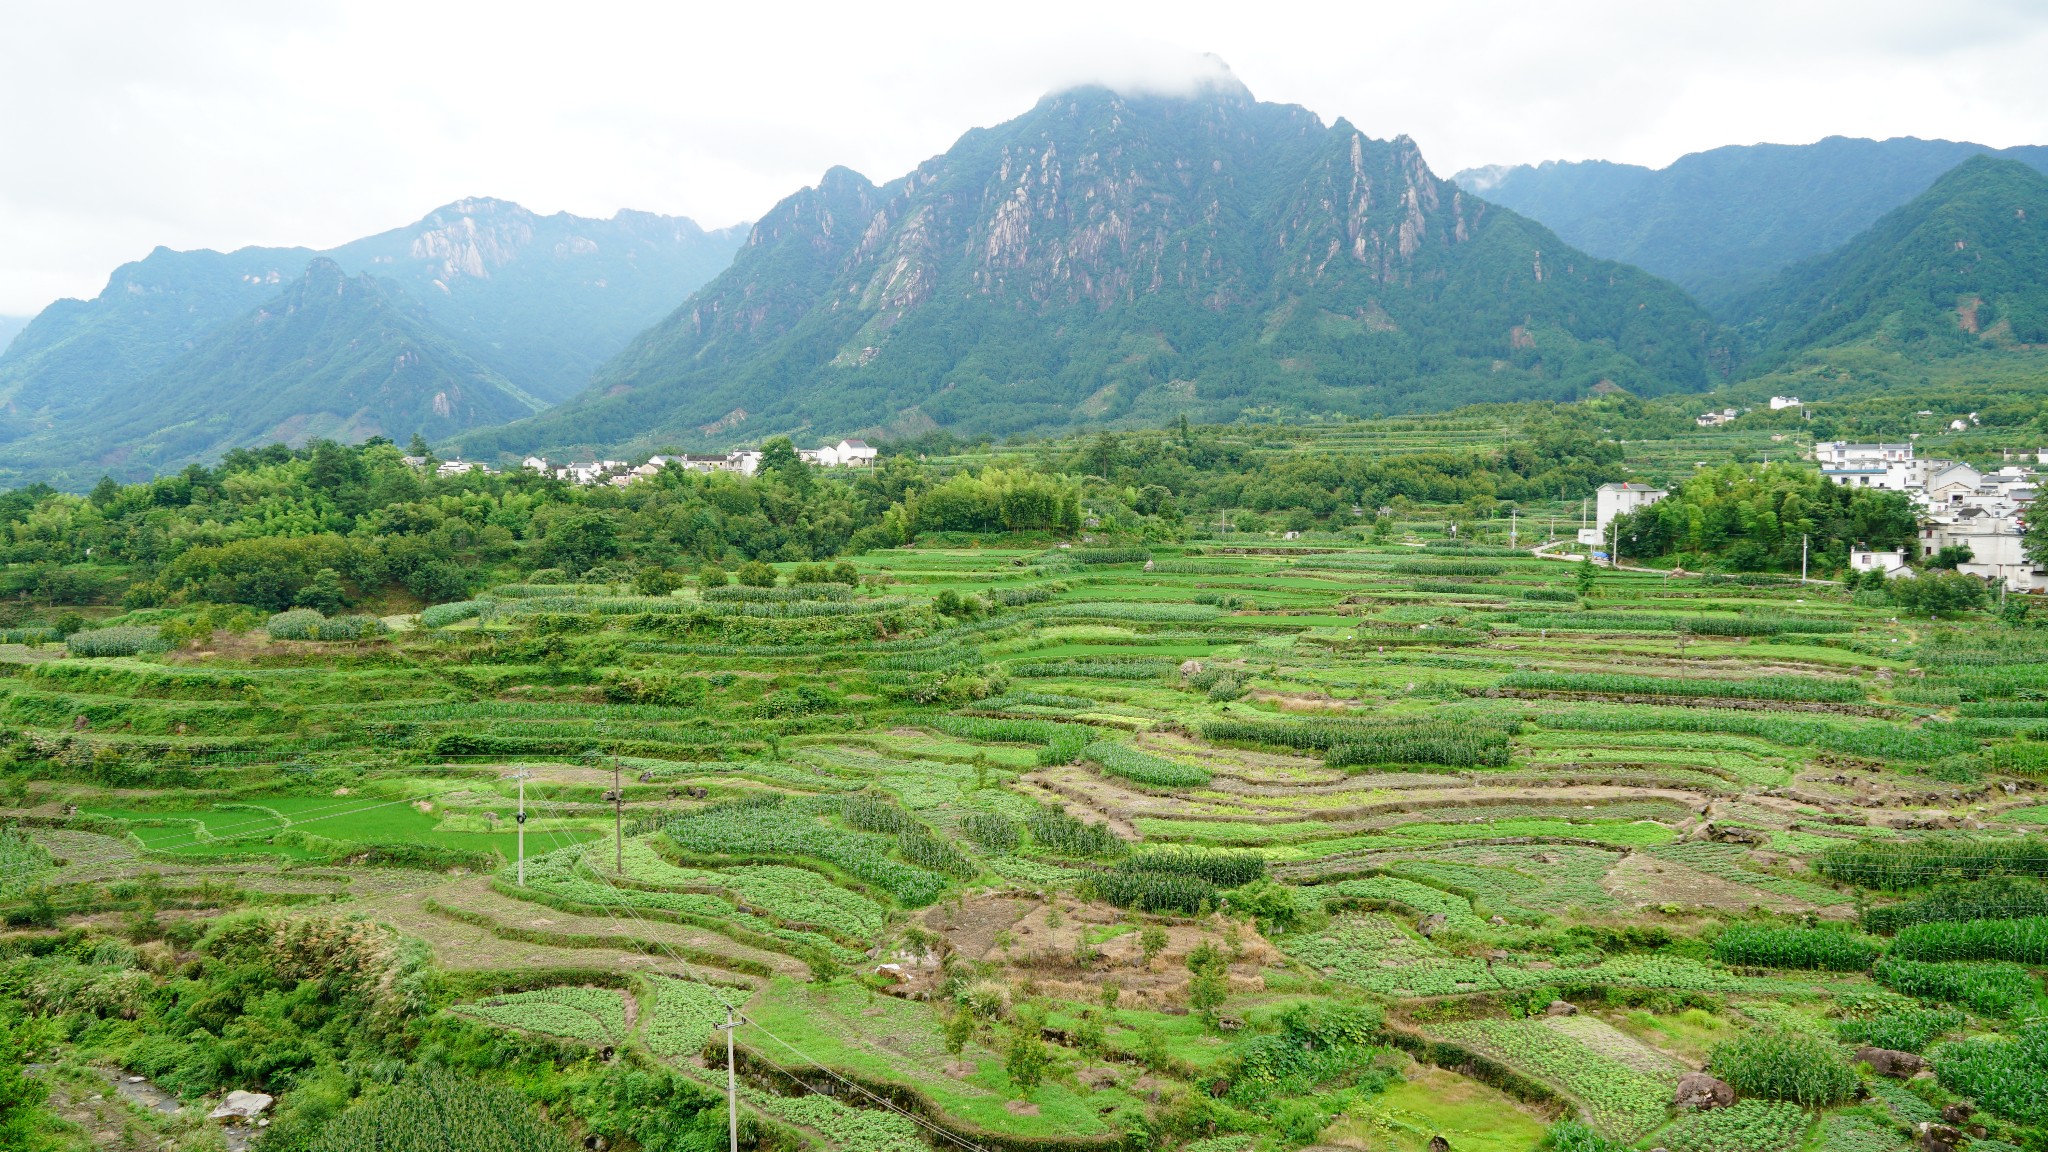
[0,316,29,356]
[0,200,746,488]
[1456,136,2048,313]
[1735,156,2048,358]
[322,198,750,403]
[0,259,543,488]
[463,79,1725,460]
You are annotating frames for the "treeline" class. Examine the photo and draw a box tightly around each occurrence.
[1044,406,1633,533]
[1609,462,1918,573]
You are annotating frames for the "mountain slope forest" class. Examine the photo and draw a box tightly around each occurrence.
[0,201,746,488]
[1457,136,2048,312]
[462,80,1727,461]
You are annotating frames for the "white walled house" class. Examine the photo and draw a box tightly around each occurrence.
[1769,396,1803,410]
[1850,548,1914,579]
[1578,482,1668,546]
[1816,442,1917,490]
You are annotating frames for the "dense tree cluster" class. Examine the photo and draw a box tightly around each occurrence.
[1610,462,1919,572]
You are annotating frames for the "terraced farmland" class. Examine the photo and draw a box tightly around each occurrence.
[7,512,2048,1151]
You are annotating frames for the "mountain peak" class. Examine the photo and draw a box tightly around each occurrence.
[461,82,1719,459]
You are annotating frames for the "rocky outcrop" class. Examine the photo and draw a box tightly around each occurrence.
[1855,1046,1926,1078]
[1672,1072,1734,1111]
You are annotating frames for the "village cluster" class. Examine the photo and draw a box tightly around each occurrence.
[1575,439,2047,592]
[405,438,880,487]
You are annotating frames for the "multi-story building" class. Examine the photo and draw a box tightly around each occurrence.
[1577,482,1668,546]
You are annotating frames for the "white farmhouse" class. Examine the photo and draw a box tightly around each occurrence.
[1815,442,1916,490]
[1769,396,1803,410]
[1849,548,1914,579]
[1578,482,1668,546]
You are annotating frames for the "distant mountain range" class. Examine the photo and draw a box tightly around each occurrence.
[7,88,2047,490]
[0,317,26,356]
[1734,156,2048,362]
[462,78,1725,460]
[0,201,746,486]
[1455,137,2048,313]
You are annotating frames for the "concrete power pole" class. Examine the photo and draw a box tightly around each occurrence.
[505,770,531,886]
[715,1006,745,1152]
[1801,534,1809,585]
[614,751,624,874]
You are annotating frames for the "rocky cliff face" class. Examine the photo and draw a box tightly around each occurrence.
[465,79,1723,459]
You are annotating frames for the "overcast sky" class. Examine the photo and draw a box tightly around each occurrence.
[3,0,2045,316]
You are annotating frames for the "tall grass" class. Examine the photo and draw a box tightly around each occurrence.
[1712,925,1880,970]
[1815,837,2048,890]
[1501,671,1864,703]
[1081,742,1211,788]
[1204,716,1512,768]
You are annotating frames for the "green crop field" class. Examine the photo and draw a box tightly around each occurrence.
[4,413,2047,1152]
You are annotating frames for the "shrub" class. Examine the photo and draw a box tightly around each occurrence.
[65,626,169,657]
[1708,1030,1857,1106]
[734,561,778,588]
[1712,925,1881,971]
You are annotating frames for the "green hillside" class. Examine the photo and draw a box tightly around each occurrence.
[0,201,745,487]
[0,259,544,487]
[1458,136,2048,312]
[0,245,314,448]
[464,81,1725,460]
[1737,155,2048,357]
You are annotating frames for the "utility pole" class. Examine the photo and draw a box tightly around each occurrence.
[1801,534,1809,585]
[715,1006,744,1152]
[613,747,624,874]
[1510,508,1518,549]
[505,770,531,886]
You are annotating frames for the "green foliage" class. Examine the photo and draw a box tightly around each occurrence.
[960,813,1020,853]
[1835,1003,1965,1052]
[1815,836,2048,890]
[661,797,951,906]
[1087,869,1218,914]
[1709,1030,1858,1106]
[1657,1100,1810,1152]
[1933,1020,2048,1125]
[304,1068,575,1152]
[1004,1021,1052,1094]
[1712,924,1881,970]
[1889,915,2048,964]
[1023,804,1126,859]
[1081,742,1211,787]
[1204,715,1512,768]
[1543,1119,1622,1152]
[65,625,168,657]
[1863,877,2048,934]
[1886,570,1989,616]
[1501,671,1864,703]
[1611,461,1918,572]
[266,609,388,641]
